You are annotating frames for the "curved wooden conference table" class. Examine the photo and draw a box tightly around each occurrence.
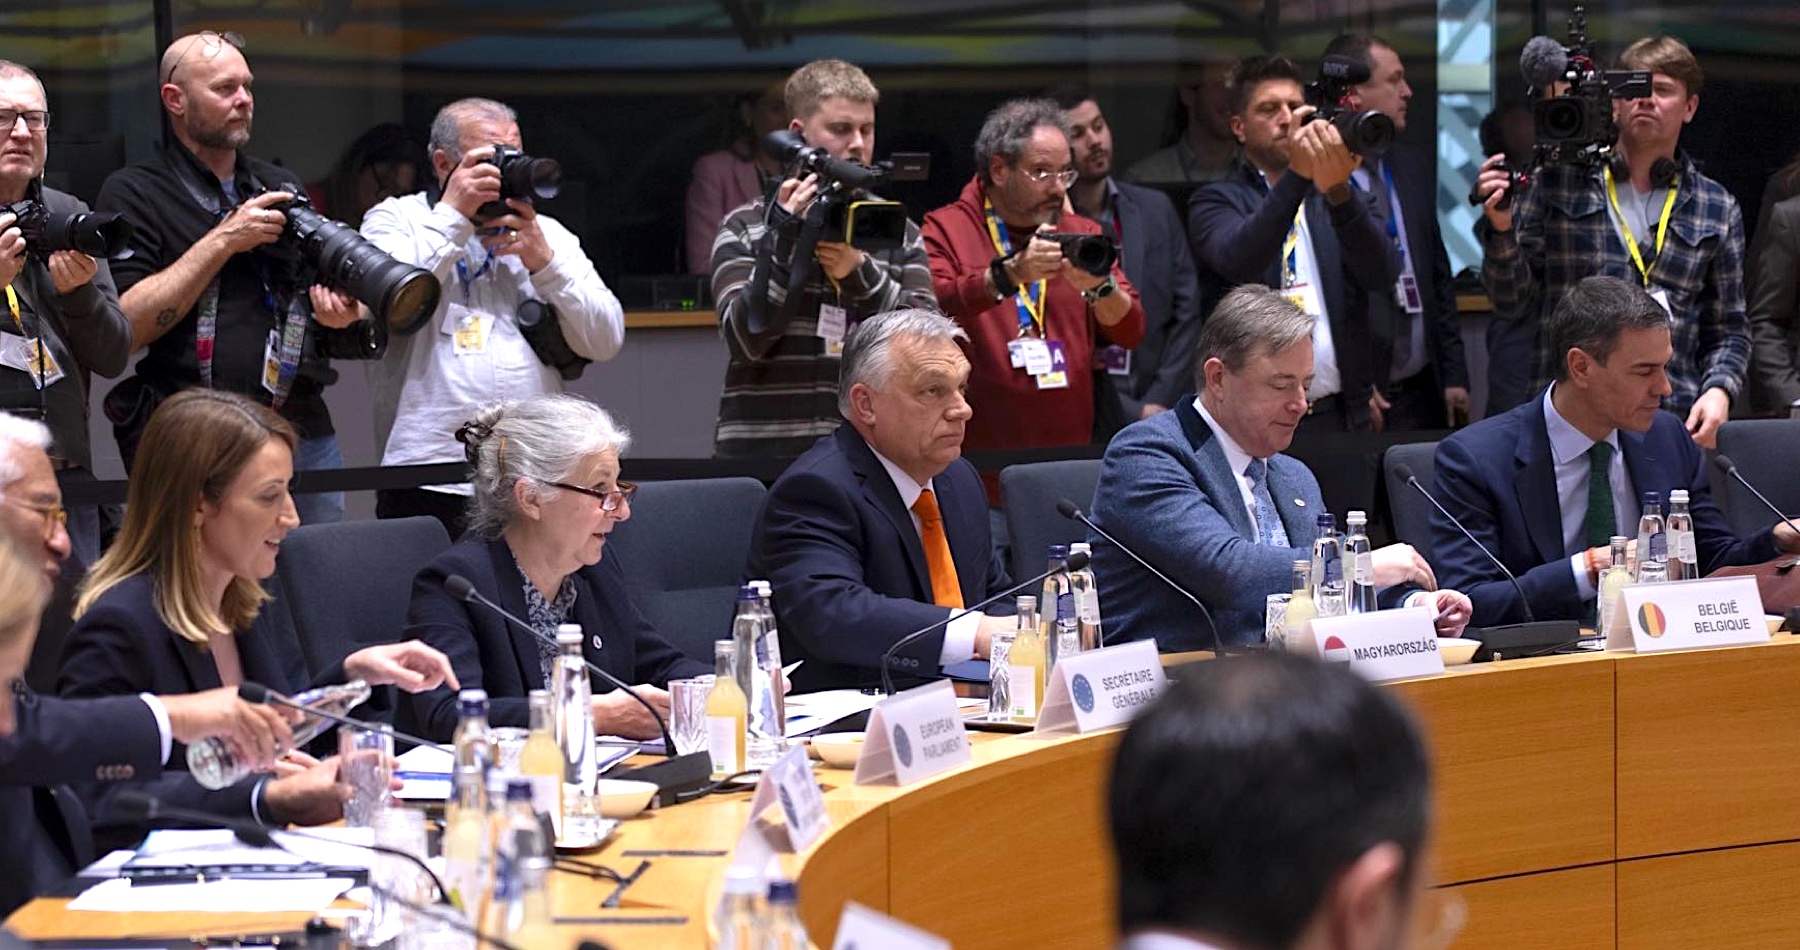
[13,635,1800,949]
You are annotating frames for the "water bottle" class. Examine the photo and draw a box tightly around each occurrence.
[749,579,787,760]
[452,688,495,776]
[1068,542,1103,652]
[1636,491,1666,582]
[1008,595,1046,723]
[733,585,782,769]
[486,779,551,939]
[440,765,491,922]
[1310,512,1345,618]
[987,616,1014,723]
[551,625,598,841]
[763,878,809,950]
[1666,489,1697,581]
[1344,510,1377,614]
[1040,545,1078,668]
[188,680,372,790]
[1283,560,1318,653]
[1598,535,1634,639]
[718,866,765,950]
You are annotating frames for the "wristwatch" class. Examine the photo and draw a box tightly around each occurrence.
[1324,182,1354,206]
[1082,275,1118,304]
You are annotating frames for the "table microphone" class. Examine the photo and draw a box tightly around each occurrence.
[1394,464,1580,655]
[877,550,1088,697]
[236,682,449,753]
[443,574,712,807]
[1055,499,1221,649]
[1713,454,1800,540]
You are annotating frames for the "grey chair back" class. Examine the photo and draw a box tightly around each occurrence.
[1000,459,1104,586]
[1716,420,1800,537]
[274,515,453,680]
[1382,442,1441,552]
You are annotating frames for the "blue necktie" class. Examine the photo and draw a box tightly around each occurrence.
[1247,459,1289,548]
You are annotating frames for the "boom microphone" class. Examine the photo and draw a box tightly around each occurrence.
[1520,35,1570,89]
[1713,454,1800,542]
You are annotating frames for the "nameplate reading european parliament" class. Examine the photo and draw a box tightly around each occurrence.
[1310,606,1444,682]
[853,679,970,786]
[1620,576,1768,653]
[1035,640,1164,735]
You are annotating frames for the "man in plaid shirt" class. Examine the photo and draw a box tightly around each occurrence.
[1474,35,1747,448]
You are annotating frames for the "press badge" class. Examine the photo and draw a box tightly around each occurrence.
[1034,340,1069,390]
[1283,282,1324,318]
[817,303,848,357]
[1018,339,1052,376]
[1648,286,1673,316]
[0,335,63,388]
[453,312,490,356]
[1101,344,1131,377]
[260,330,282,395]
[1397,274,1424,315]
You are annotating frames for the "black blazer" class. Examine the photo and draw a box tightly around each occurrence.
[1365,147,1469,395]
[1113,181,1203,412]
[1188,160,1402,425]
[749,425,1013,692]
[399,537,709,742]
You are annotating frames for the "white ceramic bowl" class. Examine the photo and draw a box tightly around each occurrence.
[810,733,867,769]
[594,779,659,819]
[1438,637,1481,666]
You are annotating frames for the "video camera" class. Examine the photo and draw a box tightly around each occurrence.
[475,145,561,223]
[1304,56,1396,157]
[1520,5,1652,167]
[761,130,930,251]
[0,198,134,260]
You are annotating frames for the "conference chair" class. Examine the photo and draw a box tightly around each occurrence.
[1716,419,1800,538]
[604,477,768,664]
[1382,441,1440,552]
[1000,459,1103,586]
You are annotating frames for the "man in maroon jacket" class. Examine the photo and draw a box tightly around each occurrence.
[923,98,1144,503]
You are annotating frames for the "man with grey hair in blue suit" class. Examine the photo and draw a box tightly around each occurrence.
[1091,284,1472,650]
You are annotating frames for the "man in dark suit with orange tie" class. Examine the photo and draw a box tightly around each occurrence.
[750,309,1014,692]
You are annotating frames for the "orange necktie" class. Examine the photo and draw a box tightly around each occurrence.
[912,489,965,609]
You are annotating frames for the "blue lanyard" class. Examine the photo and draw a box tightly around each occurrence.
[455,251,493,298]
[982,201,1044,338]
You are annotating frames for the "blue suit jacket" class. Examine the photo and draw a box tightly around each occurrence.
[400,536,709,742]
[1432,395,1780,626]
[749,424,1012,692]
[1113,181,1202,413]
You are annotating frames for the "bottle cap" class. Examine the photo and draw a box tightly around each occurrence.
[1047,543,1069,560]
[737,584,759,601]
[767,879,799,903]
[1315,512,1335,528]
[1293,559,1311,571]
[458,689,488,714]
[556,623,582,645]
[751,580,772,596]
[1347,509,1367,525]
[1017,594,1037,612]
[723,866,762,896]
[506,778,533,802]
[1611,535,1630,545]
[527,688,549,702]
[1669,489,1689,504]
[1070,542,1091,556]
[1642,490,1661,506]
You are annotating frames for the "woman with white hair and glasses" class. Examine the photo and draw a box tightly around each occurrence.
[401,394,709,741]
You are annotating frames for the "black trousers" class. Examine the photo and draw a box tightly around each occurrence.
[376,488,470,541]
[1381,370,1451,432]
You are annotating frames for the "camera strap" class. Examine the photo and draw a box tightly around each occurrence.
[1604,165,1678,287]
[982,199,1044,339]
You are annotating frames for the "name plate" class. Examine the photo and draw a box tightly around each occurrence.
[1310,606,1445,682]
[1619,577,1768,653]
[853,679,971,787]
[1035,640,1165,734]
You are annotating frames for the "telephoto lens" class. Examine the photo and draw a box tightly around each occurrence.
[1,199,135,259]
[282,199,442,335]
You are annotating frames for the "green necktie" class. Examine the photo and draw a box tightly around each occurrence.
[1584,441,1616,550]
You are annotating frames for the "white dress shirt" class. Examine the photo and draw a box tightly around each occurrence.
[360,193,625,494]
[869,448,981,666]
[1542,386,1639,599]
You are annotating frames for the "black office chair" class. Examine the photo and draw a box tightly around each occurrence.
[604,477,767,664]
[1000,459,1103,586]
[1716,419,1800,537]
[1382,441,1441,552]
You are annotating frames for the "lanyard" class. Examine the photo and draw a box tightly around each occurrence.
[982,199,1044,338]
[1604,165,1679,287]
[4,283,50,391]
[1378,163,1405,256]
[455,250,493,298]
[1281,207,1305,288]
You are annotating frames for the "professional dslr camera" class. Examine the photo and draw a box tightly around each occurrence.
[475,144,561,223]
[762,130,930,251]
[250,183,442,338]
[1040,233,1118,277]
[0,197,134,260]
[1521,5,1652,167]
[1304,56,1396,157]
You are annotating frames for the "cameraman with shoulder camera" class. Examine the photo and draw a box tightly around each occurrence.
[360,97,622,538]
[0,61,130,565]
[710,59,936,459]
[1189,55,1401,433]
[1475,34,1747,447]
[96,33,368,523]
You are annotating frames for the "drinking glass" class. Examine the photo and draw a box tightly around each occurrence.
[1265,593,1291,651]
[668,676,715,756]
[339,723,393,829]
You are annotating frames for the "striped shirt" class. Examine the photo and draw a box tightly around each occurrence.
[709,196,936,458]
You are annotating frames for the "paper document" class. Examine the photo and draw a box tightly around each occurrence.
[398,736,636,798]
[782,689,885,738]
[124,828,375,873]
[68,876,355,913]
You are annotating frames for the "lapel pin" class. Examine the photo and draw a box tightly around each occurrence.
[1294,498,1307,507]
[592,634,604,651]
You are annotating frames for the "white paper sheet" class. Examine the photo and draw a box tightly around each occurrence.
[67,876,356,913]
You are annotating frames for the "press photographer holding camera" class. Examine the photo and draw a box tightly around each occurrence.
[96,32,379,523]
[360,97,622,539]
[0,61,130,565]
[1474,28,1748,447]
[710,59,936,459]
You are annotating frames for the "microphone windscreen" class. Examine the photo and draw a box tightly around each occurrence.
[1055,499,1082,520]
[1519,36,1569,88]
[1712,454,1737,475]
[1063,549,1091,572]
[237,682,271,704]
[444,574,476,603]
[1394,463,1417,483]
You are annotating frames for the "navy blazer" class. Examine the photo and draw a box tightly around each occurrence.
[1432,395,1780,626]
[749,424,1012,692]
[1188,160,1402,425]
[1367,147,1468,393]
[400,536,708,742]
[1113,181,1203,413]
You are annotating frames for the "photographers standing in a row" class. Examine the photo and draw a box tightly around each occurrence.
[710,59,935,459]
[361,97,623,539]
[96,32,368,522]
[923,97,1144,505]
[1475,35,1748,447]
[1326,34,1469,431]
[0,62,131,565]
[1189,55,1399,433]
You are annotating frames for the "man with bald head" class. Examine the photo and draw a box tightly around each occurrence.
[360,97,622,539]
[94,33,371,522]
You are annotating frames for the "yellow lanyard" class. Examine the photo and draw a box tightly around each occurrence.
[1280,207,1305,288]
[1604,165,1679,288]
[981,199,1045,338]
[4,283,51,385]
[3,283,17,331]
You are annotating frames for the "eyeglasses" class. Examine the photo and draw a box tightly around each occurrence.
[3,497,66,539]
[163,30,247,85]
[1018,166,1079,188]
[0,110,50,133]
[545,479,638,512]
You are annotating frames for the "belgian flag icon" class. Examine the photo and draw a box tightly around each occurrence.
[1636,602,1669,639]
